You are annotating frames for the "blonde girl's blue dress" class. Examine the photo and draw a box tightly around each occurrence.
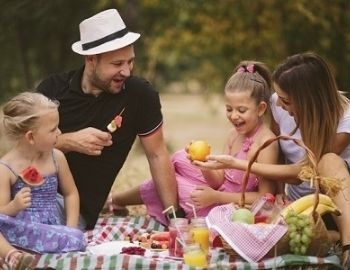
[0,156,86,254]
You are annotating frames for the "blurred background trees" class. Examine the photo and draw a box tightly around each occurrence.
[0,0,349,100]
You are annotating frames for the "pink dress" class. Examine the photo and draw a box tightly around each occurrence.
[140,133,259,226]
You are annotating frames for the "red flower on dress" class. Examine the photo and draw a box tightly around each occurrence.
[20,166,44,186]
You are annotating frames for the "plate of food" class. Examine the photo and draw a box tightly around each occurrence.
[87,241,140,255]
[137,231,170,251]
[87,240,169,257]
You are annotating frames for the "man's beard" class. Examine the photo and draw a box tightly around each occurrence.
[90,71,112,93]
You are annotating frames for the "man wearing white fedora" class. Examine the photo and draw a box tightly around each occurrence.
[36,9,183,230]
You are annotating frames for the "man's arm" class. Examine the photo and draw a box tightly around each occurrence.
[139,126,179,214]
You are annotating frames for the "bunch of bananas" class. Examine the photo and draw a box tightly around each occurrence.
[280,193,341,218]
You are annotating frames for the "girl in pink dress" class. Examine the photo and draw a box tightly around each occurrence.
[112,61,279,226]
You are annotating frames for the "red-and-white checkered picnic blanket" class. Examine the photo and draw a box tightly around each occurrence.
[0,202,342,269]
[206,203,288,262]
[85,214,166,246]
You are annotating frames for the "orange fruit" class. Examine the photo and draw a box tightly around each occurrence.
[188,140,211,161]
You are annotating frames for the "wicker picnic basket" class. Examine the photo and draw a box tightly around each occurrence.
[220,135,341,269]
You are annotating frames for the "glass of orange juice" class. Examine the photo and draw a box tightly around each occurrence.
[190,217,210,253]
[183,243,208,267]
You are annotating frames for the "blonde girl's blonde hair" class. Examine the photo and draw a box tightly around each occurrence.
[0,91,59,142]
[272,51,350,161]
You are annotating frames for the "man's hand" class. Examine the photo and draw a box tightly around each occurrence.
[13,187,31,211]
[58,127,113,155]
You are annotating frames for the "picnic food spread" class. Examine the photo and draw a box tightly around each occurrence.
[25,214,342,270]
[136,232,170,250]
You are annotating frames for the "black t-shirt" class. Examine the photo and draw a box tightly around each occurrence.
[36,67,163,229]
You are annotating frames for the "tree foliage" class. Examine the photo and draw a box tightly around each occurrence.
[0,0,349,100]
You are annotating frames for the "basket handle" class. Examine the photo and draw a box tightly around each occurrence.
[239,135,320,219]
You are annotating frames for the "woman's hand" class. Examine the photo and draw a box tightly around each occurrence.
[193,154,241,170]
[190,186,218,208]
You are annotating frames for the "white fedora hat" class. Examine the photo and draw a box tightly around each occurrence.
[72,9,141,55]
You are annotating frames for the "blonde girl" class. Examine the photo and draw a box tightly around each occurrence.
[0,92,86,255]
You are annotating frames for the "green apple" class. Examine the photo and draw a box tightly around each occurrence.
[231,208,254,224]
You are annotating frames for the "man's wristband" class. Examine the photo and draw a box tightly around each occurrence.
[166,207,186,219]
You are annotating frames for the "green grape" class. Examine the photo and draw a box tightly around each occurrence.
[289,239,297,248]
[286,210,297,219]
[289,231,297,240]
[293,233,301,243]
[301,233,311,245]
[303,226,313,237]
[293,246,300,254]
[285,216,293,225]
[303,218,311,226]
[297,219,306,228]
[286,213,313,255]
[285,211,297,222]
[288,224,297,232]
[288,216,298,225]
[299,245,307,255]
